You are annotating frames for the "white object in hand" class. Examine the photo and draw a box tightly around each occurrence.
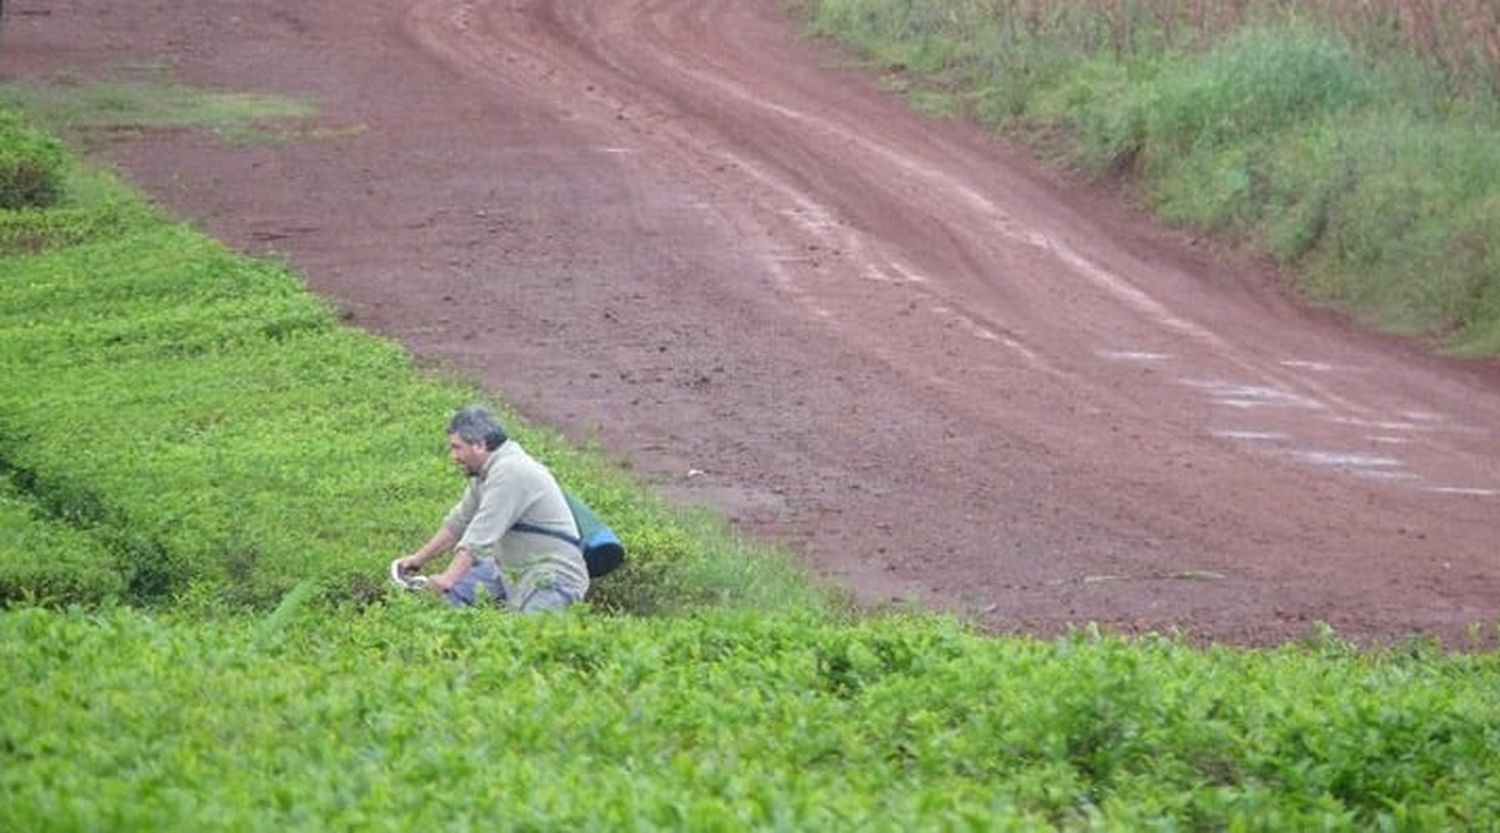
[390,558,429,590]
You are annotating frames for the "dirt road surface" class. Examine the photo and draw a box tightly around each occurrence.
[5,0,1499,645]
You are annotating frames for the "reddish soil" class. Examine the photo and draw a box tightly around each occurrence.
[5,0,1499,646]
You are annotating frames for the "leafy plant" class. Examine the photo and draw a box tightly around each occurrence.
[3,606,1498,829]
[0,474,125,606]
[0,108,64,209]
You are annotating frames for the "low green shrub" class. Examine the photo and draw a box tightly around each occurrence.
[0,205,116,255]
[0,473,125,606]
[0,112,156,255]
[0,108,65,209]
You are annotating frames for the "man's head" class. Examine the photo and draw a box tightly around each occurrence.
[447,406,508,475]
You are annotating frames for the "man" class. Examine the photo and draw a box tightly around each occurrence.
[396,406,589,612]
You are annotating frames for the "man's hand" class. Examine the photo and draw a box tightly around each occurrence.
[426,547,474,597]
[390,557,429,590]
[395,554,424,575]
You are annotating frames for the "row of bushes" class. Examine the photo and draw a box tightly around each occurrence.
[0,105,820,615]
[4,602,1498,829]
[795,0,1500,354]
[0,472,123,605]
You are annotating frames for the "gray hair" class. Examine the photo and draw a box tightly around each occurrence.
[447,406,508,450]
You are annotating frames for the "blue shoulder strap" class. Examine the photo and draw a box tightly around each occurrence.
[510,521,583,549]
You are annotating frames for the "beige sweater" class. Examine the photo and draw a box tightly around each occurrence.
[443,441,590,607]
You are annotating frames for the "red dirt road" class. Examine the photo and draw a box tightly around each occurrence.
[5,0,1499,645]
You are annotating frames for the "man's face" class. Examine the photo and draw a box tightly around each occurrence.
[448,433,490,476]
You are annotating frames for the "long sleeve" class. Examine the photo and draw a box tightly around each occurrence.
[442,481,480,537]
[454,468,532,554]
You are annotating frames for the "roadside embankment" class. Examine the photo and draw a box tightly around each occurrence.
[794,0,1500,355]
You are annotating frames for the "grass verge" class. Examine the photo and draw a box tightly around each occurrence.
[0,76,321,144]
[792,0,1500,356]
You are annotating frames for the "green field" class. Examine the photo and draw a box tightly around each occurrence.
[4,74,1500,829]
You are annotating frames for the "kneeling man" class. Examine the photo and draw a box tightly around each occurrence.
[396,406,588,612]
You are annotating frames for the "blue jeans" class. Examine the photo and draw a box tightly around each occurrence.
[444,558,506,608]
[445,560,579,613]
[517,586,579,614]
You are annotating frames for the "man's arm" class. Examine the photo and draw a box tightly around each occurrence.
[454,469,528,555]
[397,526,458,574]
[423,468,527,594]
[426,546,475,595]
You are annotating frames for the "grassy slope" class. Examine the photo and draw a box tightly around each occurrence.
[794,0,1500,355]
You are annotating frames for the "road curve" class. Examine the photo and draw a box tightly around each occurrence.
[8,0,1497,643]
[396,0,1500,641]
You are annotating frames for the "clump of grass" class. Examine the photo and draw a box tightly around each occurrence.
[0,108,65,209]
[0,79,317,144]
[1301,112,1500,347]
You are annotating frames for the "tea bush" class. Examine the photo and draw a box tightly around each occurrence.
[0,108,64,209]
[0,473,124,606]
[3,604,1498,830]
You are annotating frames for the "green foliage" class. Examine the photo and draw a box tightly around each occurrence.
[3,605,1498,829]
[0,108,65,209]
[1302,113,1500,346]
[1145,27,1368,160]
[0,116,157,255]
[0,205,122,255]
[0,474,125,606]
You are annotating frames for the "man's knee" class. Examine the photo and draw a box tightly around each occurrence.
[517,586,578,614]
[445,558,506,607]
